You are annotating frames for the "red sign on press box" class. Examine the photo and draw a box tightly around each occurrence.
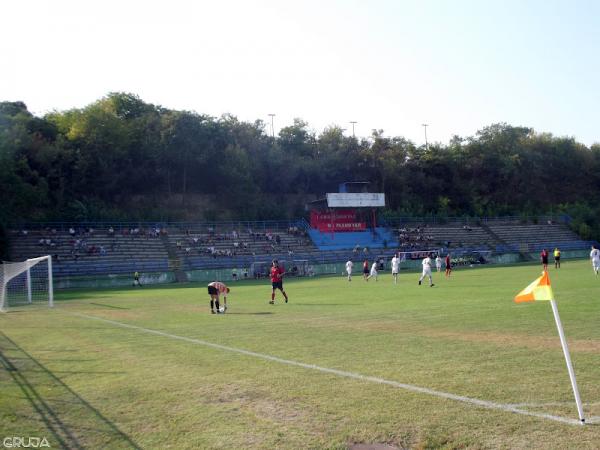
[310,210,366,232]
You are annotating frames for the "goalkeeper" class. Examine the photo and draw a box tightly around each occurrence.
[208,281,230,314]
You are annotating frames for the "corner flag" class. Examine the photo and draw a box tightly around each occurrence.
[514,271,553,303]
[514,270,585,423]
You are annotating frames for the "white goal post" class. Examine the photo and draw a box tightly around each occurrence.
[0,255,53,312]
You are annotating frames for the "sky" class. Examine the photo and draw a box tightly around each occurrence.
[1,0,599,146]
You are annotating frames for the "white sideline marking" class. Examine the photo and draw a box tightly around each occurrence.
[71,312,585,426]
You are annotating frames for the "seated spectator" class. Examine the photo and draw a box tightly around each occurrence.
[38,238,45,246]
[108,226,115,236]
[100,245,106,255]
[69,227,75,237]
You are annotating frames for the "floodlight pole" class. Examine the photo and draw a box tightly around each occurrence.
[550,299,584,423]
[422,124,429,150]
[350,121,357,137]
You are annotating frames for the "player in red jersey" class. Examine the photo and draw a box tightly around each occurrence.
[208,281,230,314]
[540,248,549,271]
[445,253,452,277]
[269,260,289,304]
[362,260,369,281]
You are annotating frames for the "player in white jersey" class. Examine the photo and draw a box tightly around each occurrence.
[367,261,378,281]
[345,259,353,281]
[435,255,442,272]
[391,253,400,284]
[591,245,600,275]
[418,254,435,287]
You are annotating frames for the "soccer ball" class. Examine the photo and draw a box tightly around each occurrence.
[219,307,226,313]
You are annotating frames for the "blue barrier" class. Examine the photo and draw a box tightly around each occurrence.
[307,228,398,250]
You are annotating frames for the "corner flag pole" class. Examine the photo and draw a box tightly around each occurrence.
[549,298,585,423]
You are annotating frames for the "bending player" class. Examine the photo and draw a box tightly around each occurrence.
[208,281,230,314]
[269,260,289,304]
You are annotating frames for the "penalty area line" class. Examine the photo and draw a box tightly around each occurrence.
[70,312,583,426]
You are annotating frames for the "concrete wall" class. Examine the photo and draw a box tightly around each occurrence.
[54,271,176,289]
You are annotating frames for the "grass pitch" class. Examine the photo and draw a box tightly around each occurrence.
[1,260,600,449]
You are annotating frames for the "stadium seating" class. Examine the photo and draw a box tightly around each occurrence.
[8,219,593,280]
[9,227,169,277]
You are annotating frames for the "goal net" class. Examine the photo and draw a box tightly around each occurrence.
[0,255,54,312]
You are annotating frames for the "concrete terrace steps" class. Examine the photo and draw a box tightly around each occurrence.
[486,224,580,245]
[7,221,592,277]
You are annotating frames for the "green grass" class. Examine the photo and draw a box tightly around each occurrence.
[2,260,600,449]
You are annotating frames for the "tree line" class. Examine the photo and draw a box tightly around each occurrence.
[1,92,599,249]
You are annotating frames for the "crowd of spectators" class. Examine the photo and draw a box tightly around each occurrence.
[16,225,169,264]
[397,226,434,249]
[174,227,311,259]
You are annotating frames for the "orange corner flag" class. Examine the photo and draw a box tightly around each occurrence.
[514,270,554,303]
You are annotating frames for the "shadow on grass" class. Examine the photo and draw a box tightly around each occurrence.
[0,332,141,449]
[224,312,274,315]
[89,302,130,310]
